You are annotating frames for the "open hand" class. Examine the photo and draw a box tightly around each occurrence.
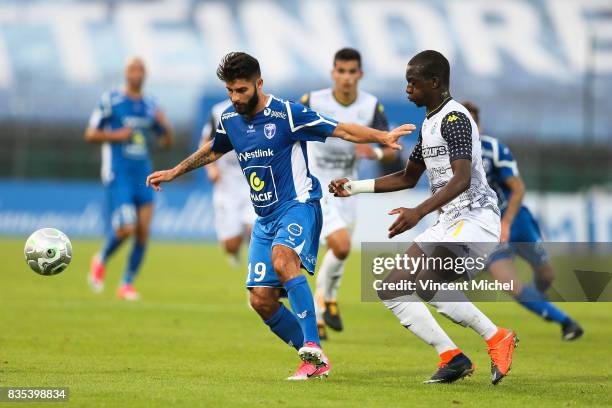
[388,207,423,238]
[380,124,416,150]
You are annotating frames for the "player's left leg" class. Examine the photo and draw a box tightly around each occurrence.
[117,203,151,300]
[272,202,330,374]
[512,208,583,340]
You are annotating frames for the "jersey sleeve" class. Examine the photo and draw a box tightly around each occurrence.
[286,101,337,142]
[210,119,234,154]
[440,111,472,162]
[408,130,425,165]
[88,92,113,130]
[200,112,216,144]
[370,101,389,131]
[495,140,519,180]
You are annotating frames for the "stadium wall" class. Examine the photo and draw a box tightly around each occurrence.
[1,181,610,243]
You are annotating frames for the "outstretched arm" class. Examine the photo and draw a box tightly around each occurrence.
[146,140,224,191]
[332,123,416,150]
[329,160,425,197]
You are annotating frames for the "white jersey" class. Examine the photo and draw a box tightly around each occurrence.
[303,88,388,181]
[409,98,499,225]
[201,99,243,189]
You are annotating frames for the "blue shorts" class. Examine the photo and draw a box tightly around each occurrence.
[105,173,153,231]
[246,201,322,289]
[489,206,549,268]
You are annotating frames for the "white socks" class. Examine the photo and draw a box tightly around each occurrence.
[429,297,498,340]
[315,250,345,320]
[383,296,458,354]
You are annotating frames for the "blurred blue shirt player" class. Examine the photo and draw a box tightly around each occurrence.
[86,57,174,301]
[145,52,414,380]
[462,101,583,341]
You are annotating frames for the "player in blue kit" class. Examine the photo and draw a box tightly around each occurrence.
[462,101,583,341]
[146,52,415,380]
[86,57,174,300]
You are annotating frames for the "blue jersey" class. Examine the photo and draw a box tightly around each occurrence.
[88,90,165,183]
[481,135,520,210]
[211,95,337,218]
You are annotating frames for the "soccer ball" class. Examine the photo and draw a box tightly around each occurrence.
[24,228,72,276]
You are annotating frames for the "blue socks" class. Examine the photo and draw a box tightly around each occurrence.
[264,303,304,350]
[284,275,320,345]
[122,242,147,284]
[100,234,123,263]
[515,285,570,324]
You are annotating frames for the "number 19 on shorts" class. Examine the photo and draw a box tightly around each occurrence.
[246,262,267,284]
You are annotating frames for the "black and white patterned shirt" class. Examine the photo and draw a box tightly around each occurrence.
[410,98,499,223]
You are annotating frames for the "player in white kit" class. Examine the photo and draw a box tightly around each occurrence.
[329,51,517,385]
[301,48,396,340]
[201,100,257,266]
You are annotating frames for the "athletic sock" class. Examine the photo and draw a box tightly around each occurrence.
[383,296,458,354]
[315,249,345,320]
[264,303,304,350]
[439,348,462,365]
[515,285,570,324]
[100,234,123,263]
[428,290,498,340]
[284,275,320,345]
[122,242,146,285]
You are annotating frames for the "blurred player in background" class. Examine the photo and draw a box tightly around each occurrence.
[330,50,517,385]
[301,48,396,340]
[86,57,174,300]
[200,99,256,267]
[146,52,415,380]
[463,101,583,341]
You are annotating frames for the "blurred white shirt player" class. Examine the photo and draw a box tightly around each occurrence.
[200,99,257,266]
[300,48,396,339]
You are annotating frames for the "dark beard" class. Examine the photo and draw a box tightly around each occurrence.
[234,91,259,116]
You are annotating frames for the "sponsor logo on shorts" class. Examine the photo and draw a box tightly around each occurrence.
[288,223,303,236]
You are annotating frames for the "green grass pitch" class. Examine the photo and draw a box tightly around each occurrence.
[1,238,611,407]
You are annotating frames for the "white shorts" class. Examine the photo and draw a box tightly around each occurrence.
[414,207,501,267]
[319,192,357,242]
[212,184,257,241]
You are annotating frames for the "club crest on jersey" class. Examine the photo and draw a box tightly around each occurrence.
[264,123,276,139]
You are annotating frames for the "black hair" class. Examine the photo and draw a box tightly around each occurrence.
[334,48,362,67]
[216,52,261,82]
[409,50,450,87]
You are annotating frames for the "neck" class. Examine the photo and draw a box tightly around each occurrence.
[333,87,357,106]
[125,85,142,98]
[245,92,269,120]
[426,90,451,115]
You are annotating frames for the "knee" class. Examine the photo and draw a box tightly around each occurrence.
[115,224,136,240]
[331,241,351,260]
[249,293,278,320]
[223,238,241,254]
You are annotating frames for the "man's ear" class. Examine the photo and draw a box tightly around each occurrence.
[431,76,440,90]
[256,77,264,90]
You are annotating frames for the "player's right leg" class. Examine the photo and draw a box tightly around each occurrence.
[88,182,135,293]
[213,187,245,267]
[315,194,355,338]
